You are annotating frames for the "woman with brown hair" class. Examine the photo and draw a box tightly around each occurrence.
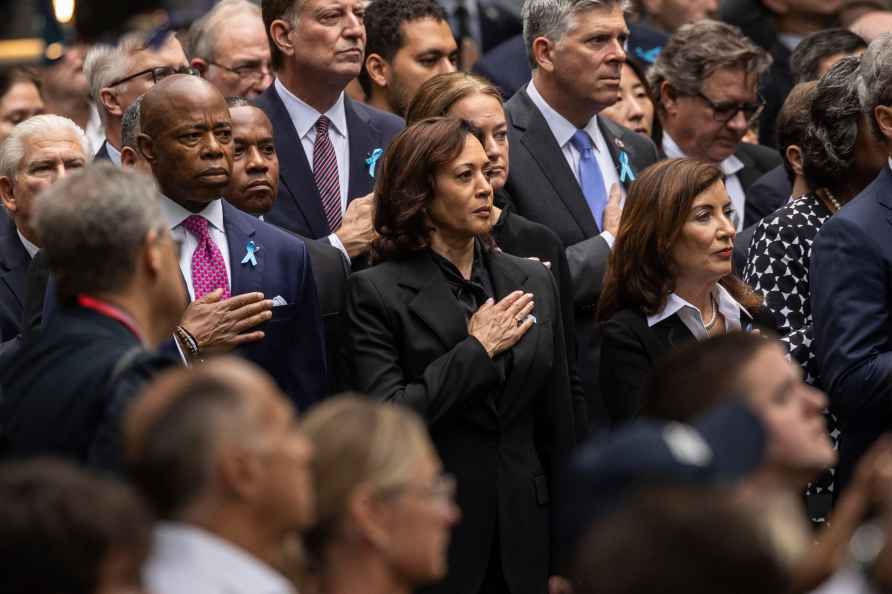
[346,117,576,594]
[598,157,763,426]
[0,67,44,145]
[300,396,460,594]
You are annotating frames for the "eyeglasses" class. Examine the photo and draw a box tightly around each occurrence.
[694,91,765,125]
[208,59,273,83]
[379,474,457,504]
[107,65,200,88]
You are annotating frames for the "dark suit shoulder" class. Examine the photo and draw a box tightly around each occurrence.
[736,142,783,171]
[348,99,405,136]
[599,117,659,162]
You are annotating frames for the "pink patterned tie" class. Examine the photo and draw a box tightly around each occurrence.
[181,214,230,300]
[313,115,343,232]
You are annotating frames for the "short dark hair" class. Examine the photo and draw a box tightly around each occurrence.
[791,29,866,84]
[262,0,304,71]
[372,117,486,262]
[0,66,41,101]
[776,81,818,183]
[639,331,774,423]
[573,487,790,594]
[358,0,449,97]
[0,459,152,594]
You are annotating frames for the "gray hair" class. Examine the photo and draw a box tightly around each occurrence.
[856,33,892,141]
[187,0,263,61]
[33,163,166,301]
[802,56,863,192]
[522,0,628,68]
[649,20,772,109]
[121,96,144,149]
[83,32,156,125]
[0,114,89,179]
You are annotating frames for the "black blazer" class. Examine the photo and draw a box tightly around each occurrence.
[744,164,792,226]
[736,143,785,228]
[600,305,764,426]
[0,214,29,344]
[254,85,404,239]
[0,305,173,464]
[811,166,892,491]
[346,248,577,594]
[94,140,111,161]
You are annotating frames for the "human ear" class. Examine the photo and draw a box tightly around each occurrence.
[786,145,804,177]
[873,105,892,144]
[531,37,556,73]
[0,177,15,213]
[365,54,391,89]
[270,20,296,61]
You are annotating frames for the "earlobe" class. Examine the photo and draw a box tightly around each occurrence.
[0,177,15,213]
[365,54,390,88]
[874,105,892,140]
[99,88,122,118]
[270,20,295,59]
[786,145,804,176]
[531,37,554,73]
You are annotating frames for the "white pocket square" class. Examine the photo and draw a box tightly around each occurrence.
[271,295,288,307]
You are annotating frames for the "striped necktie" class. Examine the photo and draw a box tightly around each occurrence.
[313,115,342,232]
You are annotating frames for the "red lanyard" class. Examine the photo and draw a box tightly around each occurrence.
[77,295,145,344]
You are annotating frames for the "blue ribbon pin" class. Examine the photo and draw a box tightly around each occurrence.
[366,148,384,178]
[634,46,662,64]
[619,151,636,184]
[241,241,259,267]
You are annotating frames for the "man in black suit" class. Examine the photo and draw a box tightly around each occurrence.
[503,0,659,427]
[223,98,350,393]
[649,20,782,230]
[256,0,403,262]
[0,164,183,464]
[811,35,892,492]
[0,115,90,352]
[83,31,191,164]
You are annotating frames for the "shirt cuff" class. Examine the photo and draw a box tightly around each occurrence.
[601,230,615,249]
[328,232,350,261]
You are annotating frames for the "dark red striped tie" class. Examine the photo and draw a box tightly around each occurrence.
[313,115,342,232]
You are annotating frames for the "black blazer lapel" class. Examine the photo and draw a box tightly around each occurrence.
[345,97,381,201]
[256,85,330,237]
[222,203,263,296]
[400,254,471,351]
[511,89,599,236]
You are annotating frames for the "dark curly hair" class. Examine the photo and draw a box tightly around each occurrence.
[371,117,486,263]
[597,158,761,321]
[358,0,448,97]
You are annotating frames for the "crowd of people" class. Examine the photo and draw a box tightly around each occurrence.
[5,0,892,593]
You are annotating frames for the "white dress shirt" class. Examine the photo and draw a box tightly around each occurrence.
[104,139,122,167]
[85,104,104,156]
[526,80,623,246]
[16,230,37,258]
[160,196,231,301]
[144,522,296,594]
[274,78,350,257]
[662,133,746,231]
[647,283,749,340]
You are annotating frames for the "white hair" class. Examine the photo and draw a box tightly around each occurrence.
[83,32,156,125]
[856,33,892,140]
[188,0,263,61]
[0,114,90,179]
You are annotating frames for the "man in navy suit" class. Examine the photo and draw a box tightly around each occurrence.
[810,35,892,493]
[256,0,403,261]
[138,74,327,411]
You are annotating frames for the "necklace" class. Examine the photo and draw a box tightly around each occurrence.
[703,294,719,331]
[816,188,842,213]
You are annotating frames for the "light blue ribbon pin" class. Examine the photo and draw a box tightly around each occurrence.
[366,148,384,178]
[635,46,662,64]
[619,151,636,184]
[241,240,259,267]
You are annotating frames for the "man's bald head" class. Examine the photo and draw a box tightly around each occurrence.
[137,75,234,210]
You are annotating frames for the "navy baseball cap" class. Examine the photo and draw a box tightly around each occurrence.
[558,400,766,561]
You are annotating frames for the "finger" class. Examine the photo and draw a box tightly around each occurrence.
[494,290,524,311]
[526,256,541,262]
[608,183,622,205]
[512,316,535,341]
[222,291,266,309]
[231,299,274,319]
[227,331,265,346]
[542,260,552,269]
[505,293,534,317]
[234,309,273,332]
[516,300,535,320]
[196,287,225,304]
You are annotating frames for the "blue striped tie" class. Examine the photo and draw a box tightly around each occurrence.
[570,130,608,229]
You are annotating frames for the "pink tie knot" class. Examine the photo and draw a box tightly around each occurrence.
[181,214,210,240]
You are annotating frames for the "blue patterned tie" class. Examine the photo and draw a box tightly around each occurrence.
[570,130,608,229]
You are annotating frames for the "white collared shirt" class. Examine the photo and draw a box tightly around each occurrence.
[16,230,37,258]
[647,283,749,340]
[274,78,350,257]
[104,139,122,167]
[144,522,295,594]
[662,133,746,231]
[160,196,231,301]
[85,104,104,156]
[526,80,623,246]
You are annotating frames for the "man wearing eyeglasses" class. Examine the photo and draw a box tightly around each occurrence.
[650,19,782,230]
[84,32,195,165]
[188,0,274,99]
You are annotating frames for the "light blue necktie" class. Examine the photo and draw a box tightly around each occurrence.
[570,130,608,229]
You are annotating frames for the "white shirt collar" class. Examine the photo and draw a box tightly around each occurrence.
[105,140,122,167]
[274,78,347,140]
[527,80,605,152]
[147,522,295,594]
[16,230,38,258]
[662,132,744,177]
[777,33,803,53]
[647,283,749,339]
[160,196,225,233]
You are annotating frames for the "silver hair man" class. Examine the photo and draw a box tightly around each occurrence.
[0,114,89,179]
[856,33,892,142]
[521,0,629,68]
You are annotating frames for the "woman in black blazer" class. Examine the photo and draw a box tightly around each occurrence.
[406,72,586,434]
[598,158,764,426]
[346,118,576,594]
